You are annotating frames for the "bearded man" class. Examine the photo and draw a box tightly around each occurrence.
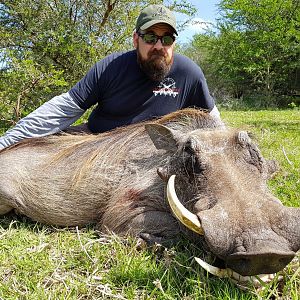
[0,5,220,149]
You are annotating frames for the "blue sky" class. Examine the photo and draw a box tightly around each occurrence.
[176,0,221,43]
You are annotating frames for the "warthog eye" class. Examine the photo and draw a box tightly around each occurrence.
[183,143,194,155]
[183,139,206,175]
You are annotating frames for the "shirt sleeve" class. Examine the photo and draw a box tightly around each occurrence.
[209,105,222,120]
[69,52,128,110]
[0,92,85,150]
[178,54,215,111]
[69,63,102,109]
[191,69,215,111]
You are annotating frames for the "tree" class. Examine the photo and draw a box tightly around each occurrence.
[184,0,300,107]
[0,0,195,126]
[221,0,299,96]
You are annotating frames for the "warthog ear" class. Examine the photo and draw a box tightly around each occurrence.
[145,124,181,151]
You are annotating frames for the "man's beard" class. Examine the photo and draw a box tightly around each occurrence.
[137,47,173,82]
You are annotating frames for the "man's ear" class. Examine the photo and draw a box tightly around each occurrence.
[133,31,138,48]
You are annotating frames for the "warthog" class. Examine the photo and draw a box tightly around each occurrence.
[0,109,299,280]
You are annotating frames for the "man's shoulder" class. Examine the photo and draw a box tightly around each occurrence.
[173,53,204,77]
[174,53,196,65]
[97,50,137,66]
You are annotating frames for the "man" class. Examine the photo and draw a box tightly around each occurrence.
[0,4,220,150]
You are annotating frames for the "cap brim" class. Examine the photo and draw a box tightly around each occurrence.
[140,20,178,35]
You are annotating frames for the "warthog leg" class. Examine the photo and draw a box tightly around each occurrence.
[100,209,181,243]
[0,187,14,215]
[0,200,13,215]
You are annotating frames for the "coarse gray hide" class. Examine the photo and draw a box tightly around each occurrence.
[0,109,299,277]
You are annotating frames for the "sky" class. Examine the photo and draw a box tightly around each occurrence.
[176,0,221,43]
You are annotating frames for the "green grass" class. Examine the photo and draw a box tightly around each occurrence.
[0,110,299,299]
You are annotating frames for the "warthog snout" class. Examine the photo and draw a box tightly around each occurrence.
[226,251,295,276]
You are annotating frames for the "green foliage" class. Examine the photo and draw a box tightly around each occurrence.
[219,0,299,95]
[180,0,300,107]
[0,57,68,126]
[0,0,195,125]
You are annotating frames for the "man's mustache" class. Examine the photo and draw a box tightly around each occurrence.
[148,49,166,59]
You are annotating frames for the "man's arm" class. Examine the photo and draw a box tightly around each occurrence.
[209,105,221,119]
[0,92,85,150]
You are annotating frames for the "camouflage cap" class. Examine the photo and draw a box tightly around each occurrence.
[136,4,178,35]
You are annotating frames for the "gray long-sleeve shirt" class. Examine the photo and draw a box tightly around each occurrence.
[0,92,84,150]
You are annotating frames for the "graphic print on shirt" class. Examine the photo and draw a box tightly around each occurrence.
[153,78,180,98]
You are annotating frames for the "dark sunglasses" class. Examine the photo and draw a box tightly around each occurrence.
[138,32,175,46]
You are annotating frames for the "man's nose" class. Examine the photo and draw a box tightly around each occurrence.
[153,38,163,50]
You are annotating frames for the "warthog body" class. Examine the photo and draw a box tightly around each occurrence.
[0,109,299,276]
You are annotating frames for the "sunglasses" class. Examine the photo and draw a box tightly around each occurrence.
[138,32,175,46]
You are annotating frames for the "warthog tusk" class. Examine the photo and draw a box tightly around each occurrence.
[194,257,230,278]
[167,175,204,235]
[195,257,280,288]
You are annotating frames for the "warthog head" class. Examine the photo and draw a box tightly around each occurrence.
[146,123,300,277]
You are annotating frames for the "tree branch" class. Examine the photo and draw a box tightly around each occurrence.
[100,0,117,28]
